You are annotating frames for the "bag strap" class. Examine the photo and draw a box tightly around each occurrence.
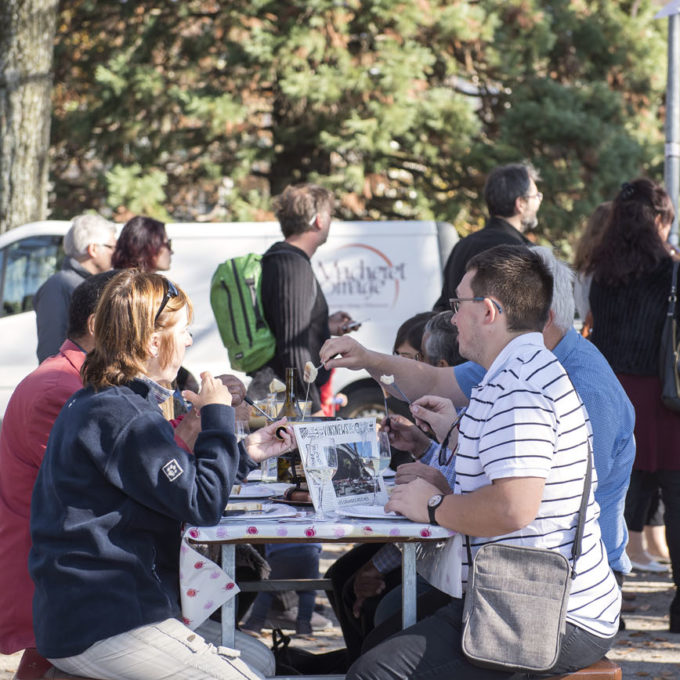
[667,260,679,319]
[465,439,593,579]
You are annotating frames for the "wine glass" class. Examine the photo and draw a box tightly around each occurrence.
[307,441,338,520]
[373,430,392,504]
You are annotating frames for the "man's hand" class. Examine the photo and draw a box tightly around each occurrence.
[244,418,295,463]
[352,561,386,618]
[319,336,373,371]
[216,374,246,406]
[382,414,431,458]
[183,372,233,409]
[386,477,440,524]
[395,462,452,495]
[410,395,458,442]
[328,311,354,336]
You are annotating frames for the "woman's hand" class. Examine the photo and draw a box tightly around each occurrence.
[182,371,233,410]
[410,395,457,442]
[245,418,296,463]
[382,414,432,458]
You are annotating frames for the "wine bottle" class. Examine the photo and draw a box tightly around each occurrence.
[277,367,303,419]
[277,368,303,482]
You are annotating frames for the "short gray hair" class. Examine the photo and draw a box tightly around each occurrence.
[64,214,116,258]
[423,311,462,366]
[531,245,575,332]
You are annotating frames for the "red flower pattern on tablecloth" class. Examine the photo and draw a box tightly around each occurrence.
[194,561,204,569]
[247,526,258,535]
[187,588,198,597]
[189,528,200,539]
[304,527,316,537]
[420,528,431,537]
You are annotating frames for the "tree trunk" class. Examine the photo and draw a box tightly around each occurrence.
[0,0,58,234]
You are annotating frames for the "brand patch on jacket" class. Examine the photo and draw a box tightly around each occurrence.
[163,459,184,482]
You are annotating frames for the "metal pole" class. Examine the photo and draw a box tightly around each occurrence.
[666,13,680,248]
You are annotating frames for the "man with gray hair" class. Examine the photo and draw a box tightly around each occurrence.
[421,311,463,367]
[34,214,117,362]
[433,162,541,311]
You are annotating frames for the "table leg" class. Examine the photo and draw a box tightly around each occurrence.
[401,542,417,630]
[221,544,236,648]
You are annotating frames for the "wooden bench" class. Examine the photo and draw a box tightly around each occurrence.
[13,647,621,680]
[547,657,622,680]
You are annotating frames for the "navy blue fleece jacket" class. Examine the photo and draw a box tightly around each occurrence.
[29,379,241,658]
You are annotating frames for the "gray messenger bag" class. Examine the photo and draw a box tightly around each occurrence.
[461,448,592,673]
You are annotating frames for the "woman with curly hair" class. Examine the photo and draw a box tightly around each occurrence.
[112,215,172,272]
[587,178,680,632]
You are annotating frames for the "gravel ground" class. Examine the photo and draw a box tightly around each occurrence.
[2,547,678,678]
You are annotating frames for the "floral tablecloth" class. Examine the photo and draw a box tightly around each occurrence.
[180,510,455,629]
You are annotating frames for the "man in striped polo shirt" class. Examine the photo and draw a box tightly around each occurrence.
[343,245,620,680]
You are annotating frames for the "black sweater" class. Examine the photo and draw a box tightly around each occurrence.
[433,216,530,311]
[260,241,331,410]
[590,257,674,375]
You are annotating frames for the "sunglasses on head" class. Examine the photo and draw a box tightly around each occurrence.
[155,278,178,323]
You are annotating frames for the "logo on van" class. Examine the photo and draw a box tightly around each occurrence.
[315,243,406,310]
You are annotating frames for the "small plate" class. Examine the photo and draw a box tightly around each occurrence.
[336,505,402,520]
[270,495,314,507]
[221,504,298,520]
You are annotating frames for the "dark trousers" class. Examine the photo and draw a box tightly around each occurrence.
[347,598,616,680]
[325,544,402,664]
[625,469,680,588]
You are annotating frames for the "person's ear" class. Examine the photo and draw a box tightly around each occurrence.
[86,243,98,259]
[147,332,161,358]
[86,313,96,339]
[544,309,556,332]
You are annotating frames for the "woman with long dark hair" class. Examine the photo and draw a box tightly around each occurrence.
[29,270,293,679]
[587,178,680,632]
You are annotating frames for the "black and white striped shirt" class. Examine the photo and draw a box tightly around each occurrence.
[455,333,620,638]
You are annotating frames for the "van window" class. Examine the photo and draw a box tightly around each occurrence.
[0,236,63,317]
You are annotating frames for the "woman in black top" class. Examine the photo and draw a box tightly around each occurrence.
[587,178,680,632]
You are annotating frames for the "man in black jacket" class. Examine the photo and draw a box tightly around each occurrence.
[258,184,356,413]
[433,162,541,311]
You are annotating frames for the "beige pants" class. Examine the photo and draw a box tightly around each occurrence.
[49,618,262,680]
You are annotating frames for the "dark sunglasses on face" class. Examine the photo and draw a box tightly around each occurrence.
[155,278,179,323]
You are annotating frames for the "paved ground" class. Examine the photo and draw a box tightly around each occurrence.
[1,547,679,678]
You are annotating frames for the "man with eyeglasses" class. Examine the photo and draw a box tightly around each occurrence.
[433,162,542,312]
[325,245,620,680]
[321,244,634,647]
[35,214,117,362]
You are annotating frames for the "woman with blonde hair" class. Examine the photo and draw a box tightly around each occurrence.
[29,270,293,679]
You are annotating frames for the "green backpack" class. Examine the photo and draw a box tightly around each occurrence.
[209,253,276,373]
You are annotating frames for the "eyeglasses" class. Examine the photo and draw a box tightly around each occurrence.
[98,243,115,250]
[524,191,543,202]
[161,239,172,250]
[439,407,467,466]
[155,278,178,323]
[393,350,423,361]
[449,297,503,315]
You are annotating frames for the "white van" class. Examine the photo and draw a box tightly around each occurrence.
[0,220,457,422]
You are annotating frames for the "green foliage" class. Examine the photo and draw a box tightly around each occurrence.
[48,0,668,244]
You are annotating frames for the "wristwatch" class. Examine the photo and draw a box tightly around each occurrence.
[427,494,445,525]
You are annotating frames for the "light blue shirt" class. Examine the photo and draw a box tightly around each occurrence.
[454,327,635,574]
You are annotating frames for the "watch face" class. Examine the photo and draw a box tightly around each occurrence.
[428,494,443,508]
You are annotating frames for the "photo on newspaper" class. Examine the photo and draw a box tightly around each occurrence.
[293,418,389,512]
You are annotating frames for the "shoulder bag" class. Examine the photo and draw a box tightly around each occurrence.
[461,448,592,673]
[659,260,680,412]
